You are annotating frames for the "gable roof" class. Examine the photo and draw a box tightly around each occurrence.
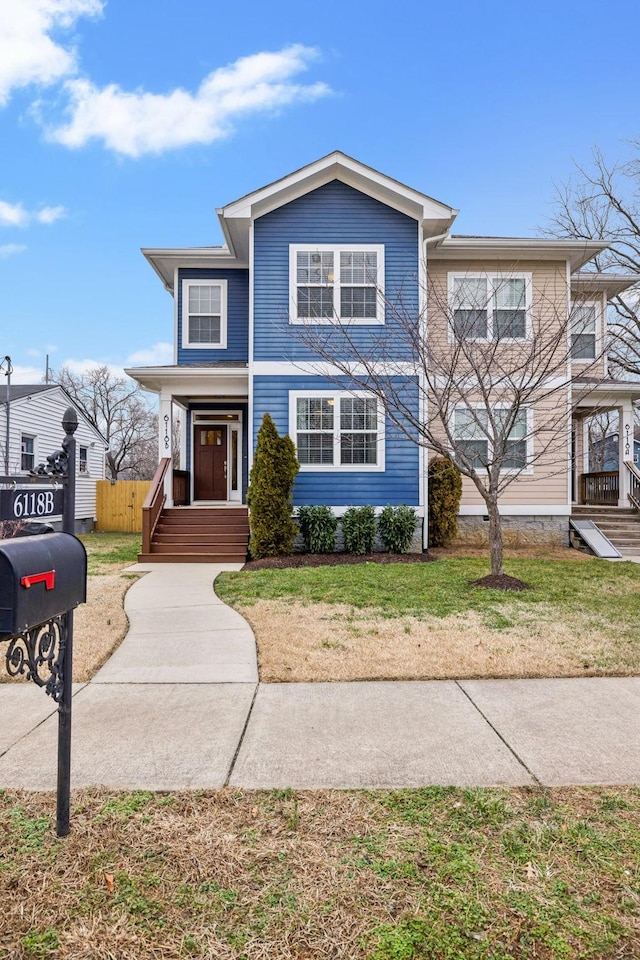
[218,151,459,261]
[4,384,108,446]
[7,384,53,401]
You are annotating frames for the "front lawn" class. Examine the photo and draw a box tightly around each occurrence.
[216,555,640,682]
[2,786,639,959]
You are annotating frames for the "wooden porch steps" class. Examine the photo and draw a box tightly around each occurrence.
[571,506,640,556]
[139,506,249,564]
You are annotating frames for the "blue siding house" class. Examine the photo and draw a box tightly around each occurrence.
[127,151,640,560]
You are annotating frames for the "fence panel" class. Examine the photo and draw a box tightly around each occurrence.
[96,480,151,533]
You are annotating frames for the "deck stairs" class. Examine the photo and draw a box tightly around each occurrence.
[571,505,640,557]
[138,506,249,563]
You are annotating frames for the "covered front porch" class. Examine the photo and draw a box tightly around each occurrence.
[125,363,250,508]
[572,380,640,507]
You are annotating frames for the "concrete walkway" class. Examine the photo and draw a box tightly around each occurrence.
[0,563,639,791]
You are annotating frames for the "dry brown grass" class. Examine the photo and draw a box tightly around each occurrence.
[2,787,639,959]
[72,573,132,681]
[0,572,134,685]
[241,597,634,683]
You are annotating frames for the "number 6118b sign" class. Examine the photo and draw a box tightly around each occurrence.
[0,488,64,521]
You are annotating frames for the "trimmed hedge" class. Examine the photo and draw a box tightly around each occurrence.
[342,505,376,555]
[298,505,338,553]
[428,456,462,547]
[378,504,418,553]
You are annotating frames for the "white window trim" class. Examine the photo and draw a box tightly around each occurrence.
[447,272,533,343]
[289,389,385,472]
[78,445,89,476]
[451,403,534,476]
[20,434,36,474]
[289,244,385,325]
[181,279,228,350]
[570,299,601,365]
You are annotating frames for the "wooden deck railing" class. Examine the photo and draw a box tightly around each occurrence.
[580,471,619,505]
[141,458,170,554]
[172,469,190,506]
[624,460,640,512]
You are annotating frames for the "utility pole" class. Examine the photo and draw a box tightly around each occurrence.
[1,355,11,474]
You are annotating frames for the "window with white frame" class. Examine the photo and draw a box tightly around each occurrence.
[79,446,88,474]
[290,391,384,470]
[450,274,531,340]
[21,435,35,471]
[570,302,597,360]
[290,245,384,323]
[182,280,227,348]
[453,407,530,471]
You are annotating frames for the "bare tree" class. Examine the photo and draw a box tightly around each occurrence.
[292,269,603,578]
[547,144,640,375]
[51,365,157,479]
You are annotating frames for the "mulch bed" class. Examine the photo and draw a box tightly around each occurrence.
[471,573,529,591]
[244,551,435,570]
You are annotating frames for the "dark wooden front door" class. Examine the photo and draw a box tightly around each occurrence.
[194,425,228,500]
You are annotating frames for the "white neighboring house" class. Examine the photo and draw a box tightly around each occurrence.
[0,385,107,532]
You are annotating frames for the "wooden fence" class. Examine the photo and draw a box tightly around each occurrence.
[96,480,152,533]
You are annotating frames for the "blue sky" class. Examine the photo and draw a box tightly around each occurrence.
[2,0,640,383]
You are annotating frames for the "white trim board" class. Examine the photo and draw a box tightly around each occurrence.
[458,505,571,516]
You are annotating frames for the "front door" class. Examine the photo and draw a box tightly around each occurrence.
[194,425,228,500]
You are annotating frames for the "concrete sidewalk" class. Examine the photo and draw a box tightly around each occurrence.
[0,563,639,791]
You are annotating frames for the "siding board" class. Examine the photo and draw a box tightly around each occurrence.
[253,375,419,506]
[253,181,419,362]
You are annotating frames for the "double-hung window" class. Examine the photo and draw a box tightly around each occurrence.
[290,391,384,471]
[290,244,384,324]
[450,274,531,340]
[79,446,88,474]
[570,302,597,360]
[453,407,530,472]
[182,279,227,349]
[21,435,35,472]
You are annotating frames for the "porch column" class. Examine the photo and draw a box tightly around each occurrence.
[159,393,173,507]
[618,402,634,507]
[573,416,585,503]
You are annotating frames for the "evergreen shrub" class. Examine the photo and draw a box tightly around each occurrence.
[342,505,376,555]
[428,456,462,547]
[298,505,338,553]
[247,413,299,558]
[378,504,418,553]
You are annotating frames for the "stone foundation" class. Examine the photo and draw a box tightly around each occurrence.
[453,515,569,547]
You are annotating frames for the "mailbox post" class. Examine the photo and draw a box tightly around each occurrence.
[0,408,85,836]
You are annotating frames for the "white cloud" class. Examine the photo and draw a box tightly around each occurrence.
[126,342,173,366]
[0,201,28,227]
[35,204,66,224]
[0,243,27,258]
[8,363,47,384]
[0,0,104,105]
[0,199,67,227]
[47,44,331,157]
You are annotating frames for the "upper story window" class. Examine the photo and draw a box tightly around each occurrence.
[449,274,532,341]
[571,302,598,360]
[289,390,385,471]
[182,279,228,349]
[79,446,88,474]
[453,407,531,472]
[290,244,384,324]
[21,435,35,472]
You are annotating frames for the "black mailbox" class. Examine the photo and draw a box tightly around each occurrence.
[0,533,86,638]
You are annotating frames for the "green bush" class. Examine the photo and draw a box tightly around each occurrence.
[247,413,299,558]
[298,505,338,553]
[428,455,463,547]
[378,504,418,553]
[342,505,376,555]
